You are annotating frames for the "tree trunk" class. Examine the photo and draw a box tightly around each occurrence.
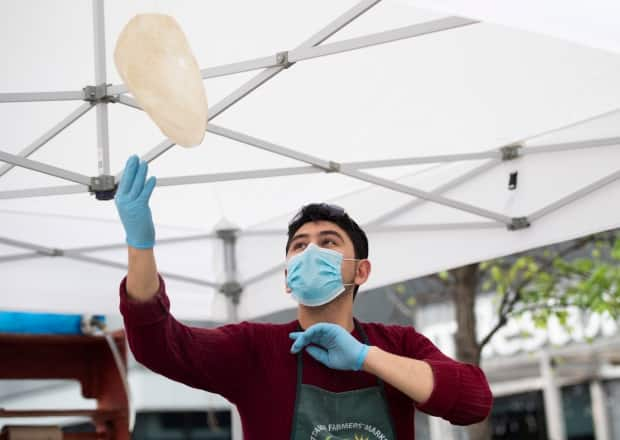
[450,264,492,440]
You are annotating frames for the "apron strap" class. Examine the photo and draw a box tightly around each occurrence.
[289,353,304,440]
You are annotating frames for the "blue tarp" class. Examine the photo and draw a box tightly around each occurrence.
[0,312,104,335]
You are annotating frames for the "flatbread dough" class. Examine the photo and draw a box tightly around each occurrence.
[114,14,208,147]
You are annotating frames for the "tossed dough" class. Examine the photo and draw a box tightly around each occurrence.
[114,14,207,147]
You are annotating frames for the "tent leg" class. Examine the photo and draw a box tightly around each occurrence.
[92,0,110,176]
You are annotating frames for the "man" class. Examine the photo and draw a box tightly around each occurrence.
[116,155,492,439]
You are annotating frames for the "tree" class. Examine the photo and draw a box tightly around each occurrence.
[391,231,620,440]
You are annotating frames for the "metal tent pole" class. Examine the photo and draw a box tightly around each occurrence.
[0,150,91,185]
[0,91,84,103]
[0,184,87,199]
[288,17,475,63]
[207,124,512,225]
[155,166,323,187]
[0,236,59,255]
[68,233,217,253]
[0,103,94,178]
[522,136,620,156]
[120,91,620,167]
[92,0,111,176]
[242,264,284,287]
[340,167,512,224]
[216,223,242,323]
[366,222,502,232]
[135,0,382,166]
[215,221,244,440]
[529,168,620,222]
[0,234,220,288]
[107,16,476,93]
[366,159,501,225]
[0,253,42,264]
[64,252,220,288]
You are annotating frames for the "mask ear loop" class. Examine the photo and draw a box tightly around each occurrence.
[342,258,363,291]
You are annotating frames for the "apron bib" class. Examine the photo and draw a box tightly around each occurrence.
[290,321,397,440]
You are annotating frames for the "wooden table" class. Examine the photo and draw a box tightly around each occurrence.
[0,331,129,440]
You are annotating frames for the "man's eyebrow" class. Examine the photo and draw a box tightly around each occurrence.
[319,230,345,241]
[290,233,309,242]
[290,230,345,242]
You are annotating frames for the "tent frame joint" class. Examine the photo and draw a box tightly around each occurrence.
[276,51,293,69]
[326,161,341,172]
[215,227,240,240]
[508,216,531,231]
[501,144,523,161]
[38,248,64,257]
[88,175,117,200]
[219,281,243,305]
[83,84,118,104]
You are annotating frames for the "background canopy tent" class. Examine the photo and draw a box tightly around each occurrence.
[2,0,620,322]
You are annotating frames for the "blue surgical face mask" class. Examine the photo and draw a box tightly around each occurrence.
[286,243,359,307]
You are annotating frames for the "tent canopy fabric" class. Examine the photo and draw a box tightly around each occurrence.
[1,0,620,322]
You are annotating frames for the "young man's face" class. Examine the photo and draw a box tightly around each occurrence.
[285,220,370,293]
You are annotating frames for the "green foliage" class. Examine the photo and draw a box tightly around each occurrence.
[482,233,620,335]
[391,232,620,352]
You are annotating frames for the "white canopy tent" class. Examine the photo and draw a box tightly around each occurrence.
[2,0,620,322]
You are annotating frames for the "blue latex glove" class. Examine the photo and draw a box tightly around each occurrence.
[114,155,157,249]
[289,323,369,371]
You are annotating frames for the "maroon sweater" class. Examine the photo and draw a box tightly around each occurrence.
[120,276,492,439]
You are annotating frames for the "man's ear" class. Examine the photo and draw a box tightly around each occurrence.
[354,259,371,286]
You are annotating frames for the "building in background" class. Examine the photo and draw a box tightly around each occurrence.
[410,288,620,440]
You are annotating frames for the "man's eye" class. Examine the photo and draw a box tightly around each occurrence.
[293,242,306,250]
[321,239,336,247]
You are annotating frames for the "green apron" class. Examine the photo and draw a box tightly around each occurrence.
[290,321,397,440]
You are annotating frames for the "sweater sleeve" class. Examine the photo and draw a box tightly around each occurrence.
[406,329,493,425]
[119,275,255,403]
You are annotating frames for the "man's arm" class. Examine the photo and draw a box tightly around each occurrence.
[362,346,434,404]
[363,343,492,425]
[115,155,257,402]
[289,323,492,425]
[126,247,160,302]
[120,275,255,401]
[290,324,434,403]
[115,155,160,301]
